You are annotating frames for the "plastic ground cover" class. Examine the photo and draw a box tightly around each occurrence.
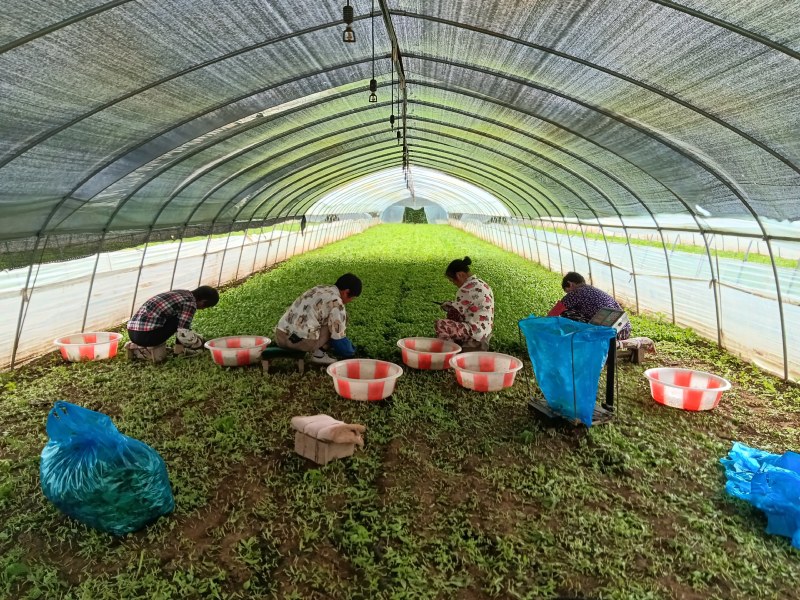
[721,442,800,549]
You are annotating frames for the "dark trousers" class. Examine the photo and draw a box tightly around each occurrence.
[128,315,179,347]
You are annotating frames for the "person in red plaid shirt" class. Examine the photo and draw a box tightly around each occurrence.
[126,287,219,359]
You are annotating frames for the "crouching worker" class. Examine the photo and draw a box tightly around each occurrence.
[548,272,631,340]
[435,257,494,351]
[275,274,361,365]
[126,286,219,362]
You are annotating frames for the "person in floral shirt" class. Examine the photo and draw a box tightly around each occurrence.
[435,256,494,351]
[275,273,361,365]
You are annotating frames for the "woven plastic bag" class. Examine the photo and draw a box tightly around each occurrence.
[519,316,617,426]
[720,442,800,548]
[40,401,174,535]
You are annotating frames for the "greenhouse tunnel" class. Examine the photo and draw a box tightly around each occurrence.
[0,0,799,381]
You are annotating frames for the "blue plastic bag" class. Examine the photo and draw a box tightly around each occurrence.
[40,401,175,535]
[519,316,617,426]
[720,442,800,548]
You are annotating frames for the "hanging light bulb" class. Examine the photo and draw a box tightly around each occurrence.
[368,78,378,103]
[342,1,355,43]
[367,0,377,103]
[389,56,395,128]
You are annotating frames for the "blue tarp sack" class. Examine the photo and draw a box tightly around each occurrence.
[40,401,175,536]
[519,316,617,426]
[720,442,800,548]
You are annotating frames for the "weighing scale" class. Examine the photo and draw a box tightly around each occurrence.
[524,309,629,426]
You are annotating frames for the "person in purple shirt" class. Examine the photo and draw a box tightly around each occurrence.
[548,272,631,339]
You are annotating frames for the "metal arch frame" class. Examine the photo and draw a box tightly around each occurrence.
[225,140,534,237]
[214,158,399,287]
[0,0,135,55]
[17,52,748,244]
[9,63,787,372]
[409,122,636,303]
[232,134,564,240]
[394,152,552,267]
[646,0,800,61]
[405,130,604,293]
[0,16,381,173]
[75,82,664,350]
[401,53,746,352]
[210,154,411,286]
[154,120,544,240]
[229,143,532,252]
[59,53,736,331]
[36,59,395,240]
[410,99,676,318]
[124,104,398,300]
[115,124,395,319]
[9,13,795,241]
[5,9,795,206]
[389,10,800,176]
[4,9,792,374]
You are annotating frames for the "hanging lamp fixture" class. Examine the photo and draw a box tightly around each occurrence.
[368,0,377,103]
[389,57,395,128]
[342,0,355,43]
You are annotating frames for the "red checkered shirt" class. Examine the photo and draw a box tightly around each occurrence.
[128,290,197,332]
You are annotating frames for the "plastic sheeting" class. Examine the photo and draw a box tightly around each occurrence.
[453,217,800,381]
[721,442,800,549]
[1,0,799,378]
[1,218,374,368]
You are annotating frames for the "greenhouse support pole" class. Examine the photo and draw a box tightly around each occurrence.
[168,231,186,291]
[80,233,107,333]
[196,227,216,288]
[525,218,543,265]
[760,236,789,380]
[216,226,238,287]
[657,227,677,324]
[559,219,578,274]
[10,234,46,368]
[261,223,280,272]
[620,221,641,314]
[596,225,617,300]
[699,231,723,347]
[248,217,269,274]
[234,223,254,281]
[308,218,322,252]
[131,231,154,317]
[576,222,594,287]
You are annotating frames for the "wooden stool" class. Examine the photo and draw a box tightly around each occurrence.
[261,347,306,374]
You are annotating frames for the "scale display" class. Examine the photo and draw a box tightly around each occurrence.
[589,308,629,332]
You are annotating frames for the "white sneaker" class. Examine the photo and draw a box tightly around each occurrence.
[309,351,337,366]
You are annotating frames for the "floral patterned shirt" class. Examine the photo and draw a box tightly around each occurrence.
[277,285,347,341]
[443,275,494,342]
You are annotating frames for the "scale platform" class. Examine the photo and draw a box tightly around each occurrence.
[527,395,615,426]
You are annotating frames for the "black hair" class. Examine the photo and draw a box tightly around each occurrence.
[561,272,586,290]
[335,273,362,297]
[192,285,219,307]
[445,256,472,279]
